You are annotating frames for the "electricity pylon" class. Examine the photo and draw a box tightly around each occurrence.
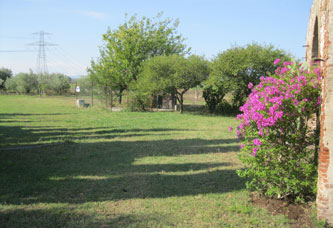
[27,31,57,74]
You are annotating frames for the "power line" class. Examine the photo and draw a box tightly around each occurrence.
[46,47,82,75]
[47,35,88,74]
[0,50,35,52]
[0,35,32,40]
[46,47,86,74]
[26,31,57,74]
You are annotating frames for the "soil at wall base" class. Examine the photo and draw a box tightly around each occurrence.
[250,192,324,228]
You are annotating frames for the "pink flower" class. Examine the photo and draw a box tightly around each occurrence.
[240,144,245,149]
[228,126,233,132]
[253,138,262,146]
[248,82,254,89]
[314,68,321,76]
[253,147,258,157]
[274,59,280,65]
[280,67,288,74]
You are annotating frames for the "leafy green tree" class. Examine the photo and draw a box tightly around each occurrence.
[92,13,190,101]
[138,54,209,113]
[5,71,38,94]
[4,77,17,91]
[47,73,71,94]
[214,43,291,107]
[0,67,13,89]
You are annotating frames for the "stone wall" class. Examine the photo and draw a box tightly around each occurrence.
[306,0,333,224]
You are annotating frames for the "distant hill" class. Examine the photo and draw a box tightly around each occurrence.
[69,75,85,80]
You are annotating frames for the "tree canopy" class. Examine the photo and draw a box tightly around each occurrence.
[137,54,209,113]
[88,13,190,103]
[0,67,13,89]
[212,43,291,107]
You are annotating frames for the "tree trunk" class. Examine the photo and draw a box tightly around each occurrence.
[105,86,108,108]
[75,82,78,101]
[91,81,94,106]
[179,93,184,114]
[126,85,129,105]
[119,89,122,104]
[110,81,113,112]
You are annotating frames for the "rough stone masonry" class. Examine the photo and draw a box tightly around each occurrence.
[306,0,333,224]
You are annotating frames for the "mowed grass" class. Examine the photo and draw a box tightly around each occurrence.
[0,95,293,227]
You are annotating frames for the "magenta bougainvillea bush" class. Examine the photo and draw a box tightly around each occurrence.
[234,60,321,202]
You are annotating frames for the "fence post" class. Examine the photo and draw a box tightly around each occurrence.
[75,82,78,101]
[105,86,108,108]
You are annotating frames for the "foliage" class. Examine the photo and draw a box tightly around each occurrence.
[202,68,231,113]
[126,90,153,112]
[4,77,17,91]
[5,71,38,94]
[137,54,209,113]
[5,71,71,95]
[76,75,93,96]
[202,86,226,113]
[215,100,239,115]
[234,60,321,202]
[202,57,233,113]
[89,13,190,105]
[0,67,13,89]
[213,43,291,108]
[102,13,189,81]
[46,73,71,94]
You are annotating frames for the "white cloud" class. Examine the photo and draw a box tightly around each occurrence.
[78,10,107,21]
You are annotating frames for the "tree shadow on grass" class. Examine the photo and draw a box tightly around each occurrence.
[0,124,198,148]
[0,113,71,123]
[0,136,243,205]
[0,113,71,117]
[0,111,243,209]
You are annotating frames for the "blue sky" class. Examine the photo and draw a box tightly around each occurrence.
[0,0,313,76]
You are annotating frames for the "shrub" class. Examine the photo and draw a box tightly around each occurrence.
[127,91,152,112]
[234,60,321,202]
[202,85,227,113]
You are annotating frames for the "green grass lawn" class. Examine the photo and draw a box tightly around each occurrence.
[0,95,316,227]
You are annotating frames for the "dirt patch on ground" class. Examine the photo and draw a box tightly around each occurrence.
[250,192,317,228]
